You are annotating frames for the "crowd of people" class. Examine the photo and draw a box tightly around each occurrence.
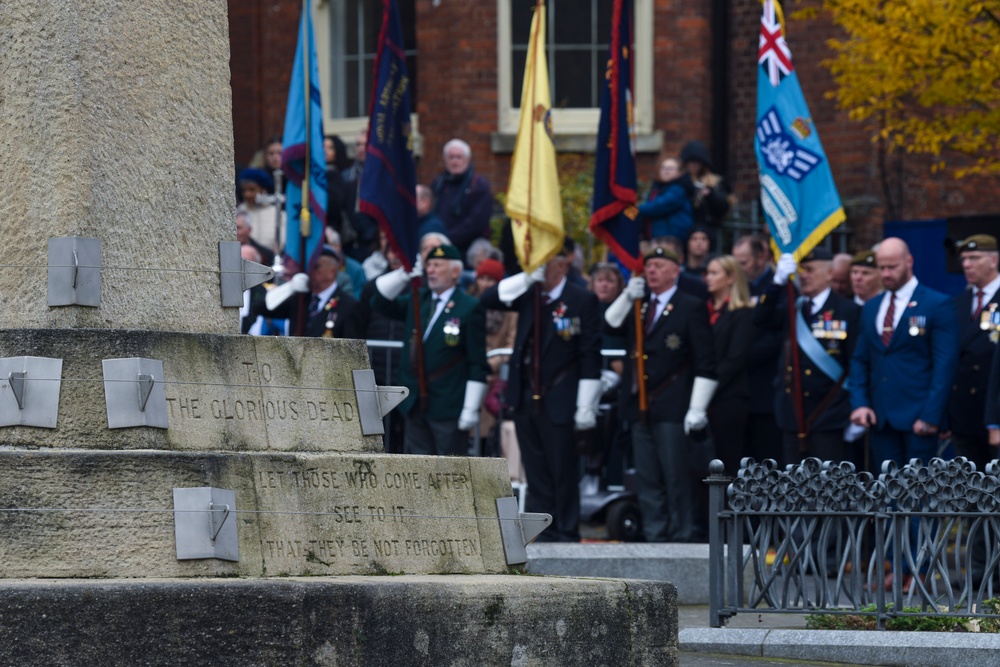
[232,134,1000,567]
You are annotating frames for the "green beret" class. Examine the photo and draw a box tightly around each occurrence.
[851,250,876,268]
[427,244,461,260]
[956,235,998,252]
[643,246,680,265]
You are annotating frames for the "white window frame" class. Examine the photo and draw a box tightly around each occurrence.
[313,0,421,155]
[496,0,654,136]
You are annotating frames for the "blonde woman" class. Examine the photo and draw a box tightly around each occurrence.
[703,255,754,473]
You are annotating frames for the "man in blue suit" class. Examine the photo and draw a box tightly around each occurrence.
[849,237,959,592]
[849,237,959,468]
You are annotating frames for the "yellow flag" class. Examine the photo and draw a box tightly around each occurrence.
[505,2,563,274]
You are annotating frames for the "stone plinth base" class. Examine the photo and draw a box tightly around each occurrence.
[0,576,677,666]
[0,329,383,452]
[0,450,512,577]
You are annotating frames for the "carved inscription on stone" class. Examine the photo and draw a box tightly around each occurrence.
[251,457,487,575]
[164,362,356,424]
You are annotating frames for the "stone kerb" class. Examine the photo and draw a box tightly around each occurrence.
[0,450,513,578]
[0,329,383,453]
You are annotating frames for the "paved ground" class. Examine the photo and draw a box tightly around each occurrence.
[680,654,862,666]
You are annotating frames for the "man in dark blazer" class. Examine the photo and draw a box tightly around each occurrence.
[262,246,364,339]
[754,247,861,465]
[604,247,717,543]
[371,243,489,456]
[947,235,1000,468]
[849,237,959,468]
[479,241,602,543]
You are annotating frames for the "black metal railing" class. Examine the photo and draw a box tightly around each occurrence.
[708,456,1000,629]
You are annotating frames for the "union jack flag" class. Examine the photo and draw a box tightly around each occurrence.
[758,0,793,87]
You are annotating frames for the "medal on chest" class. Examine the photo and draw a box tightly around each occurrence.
[443,317,461,346]
[321,298,339,338]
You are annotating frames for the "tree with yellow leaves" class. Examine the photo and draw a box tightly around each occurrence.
[802,0,1000,177]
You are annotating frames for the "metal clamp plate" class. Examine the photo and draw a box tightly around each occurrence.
[219,241,275,307]
[102,358,169,429]
[48,237,101,307]
[0,357,63,428]
[352,369,409,436]
[173,487,239,562]
[496,496,552,565]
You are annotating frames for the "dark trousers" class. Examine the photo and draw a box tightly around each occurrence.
[513,408,580,542]
[709,397,749,474]
[745,412,784,470]
[632,420,694,542]
[952,432,995,471]
[403,412,467,456]
[781,429,848,467]
[953,432,999,586]
[871,427,941,575]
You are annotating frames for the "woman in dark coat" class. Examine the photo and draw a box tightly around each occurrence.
[704,254,755,473]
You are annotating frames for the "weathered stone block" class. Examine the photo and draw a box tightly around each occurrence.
[0,577,678,666]
[0,330,383,452]
[0,450,512,578]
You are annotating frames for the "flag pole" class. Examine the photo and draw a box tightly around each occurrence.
[787,282,807,447]
[635,266,648,424]
[411,280,428,412]
[294,0,312,337]
[528,0,543,413]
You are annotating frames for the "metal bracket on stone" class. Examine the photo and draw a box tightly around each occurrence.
[48,237,101,307]
[496,496,552,566]
[102,358,169,429]
[219,241,276,307]
[173,487,239,562]
[0,357,64,428]
[352,369,410,436]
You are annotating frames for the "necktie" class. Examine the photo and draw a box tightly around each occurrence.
[424,297,440,340]
[974,289,986,320]
[881,291,896,346]
[308,294,320,315]
[644,297,658,333]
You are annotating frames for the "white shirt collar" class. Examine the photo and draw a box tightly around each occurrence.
[808,287,831,313]
[652,284,679,305]
[973,274,1000,302]
[543,277,568,302]
[431,285,456,305]
[314,281,338,309]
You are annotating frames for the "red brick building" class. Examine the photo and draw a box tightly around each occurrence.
[228,0,998,253]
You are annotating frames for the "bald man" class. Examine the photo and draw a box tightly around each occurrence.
[849,238,959,468]
[849,237,958,592]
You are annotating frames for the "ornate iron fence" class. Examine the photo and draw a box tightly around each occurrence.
[707,456,1000,629]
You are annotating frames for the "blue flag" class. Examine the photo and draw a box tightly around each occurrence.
[281,1,327,268]
[588,0,641,273]
[756,0,844,260]
[359,0,418,271]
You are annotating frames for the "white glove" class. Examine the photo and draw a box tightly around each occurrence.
[408,253,424,279]
[773,253,797,286]
[457,381,488,431]
[574,379,603,431]
[375,266,412,300]
[684,377,718,435]
[599,369,621,395]
[497,265,546,304]
[604,277,645,328]
[844,422,867,443]
[264,271,310,310]
[624,276,646,300]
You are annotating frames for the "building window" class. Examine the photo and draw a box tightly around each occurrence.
[498,0,654,141]
[314,0,418,146]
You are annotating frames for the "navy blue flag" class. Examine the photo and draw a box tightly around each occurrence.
[359,0,418,271]
[281,0,327,268]
[589,0,640,273]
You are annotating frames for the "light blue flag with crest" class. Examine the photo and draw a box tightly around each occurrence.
[755,0,844,260]
[281,1,327,268]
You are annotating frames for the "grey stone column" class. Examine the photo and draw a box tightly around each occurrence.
[0,1,235,333]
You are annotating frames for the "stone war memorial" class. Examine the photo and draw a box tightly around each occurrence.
[0,2,675,664]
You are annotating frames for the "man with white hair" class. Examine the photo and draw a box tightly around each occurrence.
[431,138,494,260]
[371,243,489,456]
